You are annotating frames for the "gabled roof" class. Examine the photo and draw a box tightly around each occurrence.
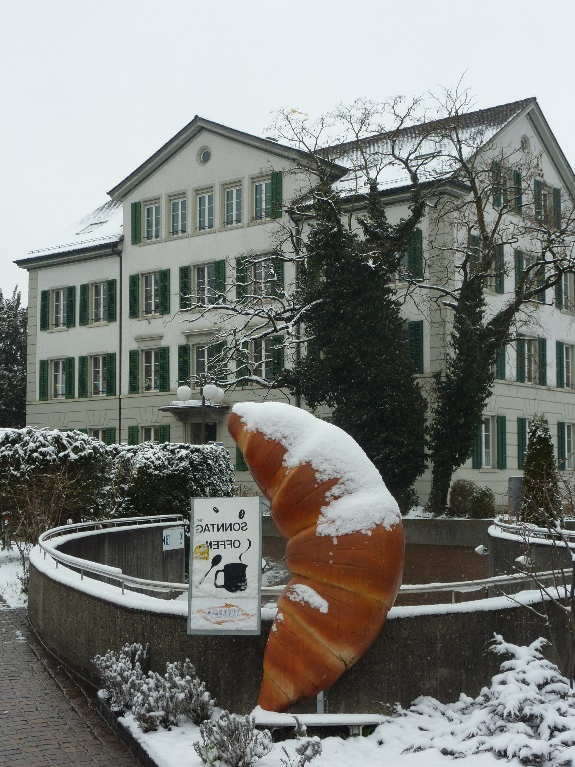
[108,116,318,201]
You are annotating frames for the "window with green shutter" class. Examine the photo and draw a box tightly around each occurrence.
[66,286,76,328]
[236,445,249,472]
[270,171,283,219]
[494,244,505,294]
[78,356,88,398]
[128,349,140,394]
[496,415,507,470]
[558,421,566,470]
[158,424,170,444]
[517,417,528,469]
[407,320,424,374]
[129,274,140,318]
[178,344,190,385]
[179,266,192,310]
[159,269,170,315]
[65,357,75,399]
[39,359,48,401]
[214,259,226,296]
[495,345,506,380]
[158,346,170,392]
[406,229,424,279]
[104,427,116,445]
[106,352,116,396]
[106,279,117,322]
[516,334,526,383]
[79,284,89,326]
[40,290,50,331]
[128,425,139,445]
[556,341,565,388]
[538,337,547,386]
[131,201,142,244]
[270,335,285,379]
[514,250,524,290]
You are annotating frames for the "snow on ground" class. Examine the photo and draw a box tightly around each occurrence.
[0,543,27,607]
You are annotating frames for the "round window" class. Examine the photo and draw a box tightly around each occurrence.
[198,146,212,165]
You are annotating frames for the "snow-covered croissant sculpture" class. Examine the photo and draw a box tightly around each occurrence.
[228,402,404,712]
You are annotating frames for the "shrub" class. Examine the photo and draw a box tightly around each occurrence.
[280,738,322,767]
[449,479,496,518]
[194,711,273,767]
[520,416,562,527]
[93,643,149,711]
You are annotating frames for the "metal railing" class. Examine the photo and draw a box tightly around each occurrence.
[36,516,572,604]
[492,518,575,545]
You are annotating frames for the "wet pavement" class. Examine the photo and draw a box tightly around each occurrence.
[0,597,141,767]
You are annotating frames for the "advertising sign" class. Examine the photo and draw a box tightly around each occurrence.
[162,526,184,551]
[188,497,261,635]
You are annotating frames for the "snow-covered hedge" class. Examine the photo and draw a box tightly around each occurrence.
[107,442,234,518]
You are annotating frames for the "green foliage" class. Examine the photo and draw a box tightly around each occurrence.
[0,288,27,428]
[284,182,427,512]
[448,479,496,518]
[520,416,562,527]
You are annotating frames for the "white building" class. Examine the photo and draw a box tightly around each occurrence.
[17,100,575,508]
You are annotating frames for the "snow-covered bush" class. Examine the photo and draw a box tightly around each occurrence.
[93,643,148,711]
[280,737,322,767]
[107,442,234,518]
[383,634,575,765]
[448,479,495,518]
[194,711,273,767]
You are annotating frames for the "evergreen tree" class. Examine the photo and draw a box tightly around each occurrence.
[0,289,26,428]
[284,182,427,512]
[520,416,562,527]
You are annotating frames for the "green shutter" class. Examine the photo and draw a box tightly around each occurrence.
[408,320,424,374]
[65,357,75,399]
[534,179,543,219]
[270,335,284,379]
[555,276,564,310]
[40,290,50,331]
[128,349,140,394]
[468,234,480,264]
[514,250,524,290]
[104,427,116,446]
[106,279,117,322]
[78,356,88,398]
[513,170,522,213]
[236,341,249,386]
[496,415,507,470]
[472,423,482,469]
[178,344,190,385]
[517,417,527,470]
[556,341,565,388]
[494,244,504,294]
[129,274,139,318]
[159,269,170,315]
[131,201,142,244]
[407,229,424,279]
[106,352,116,396]
[236,445,249,472]
[158,424,170,444]
[236,257,248,299]
[492,160,502,207]
[179,265,192,310]
[66,286,76,328]
[158,346,170,392]
[558,421,566,470]
[553,188,562,230]
[128,425,139,445]
[214,260,226,298]
[516,334,526,383]
[272,256,285,295]
[270,171,283,219]
[79,284,89,326]
[495,345,506,380]
[538,337,547,386]
[39,359,48,401]
[537,264,546,303]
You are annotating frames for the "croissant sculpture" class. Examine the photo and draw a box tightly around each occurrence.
[228,402,404,712]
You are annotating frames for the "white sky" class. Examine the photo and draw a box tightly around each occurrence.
[3,0,575,306]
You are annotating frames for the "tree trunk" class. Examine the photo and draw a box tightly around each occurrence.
[426,460,454,516]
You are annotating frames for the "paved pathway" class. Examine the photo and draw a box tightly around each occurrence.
[0,597,142,767]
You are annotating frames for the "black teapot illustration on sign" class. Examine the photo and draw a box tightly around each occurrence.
[213,539,251,593]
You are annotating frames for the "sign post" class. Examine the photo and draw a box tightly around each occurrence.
[188,497,261,635]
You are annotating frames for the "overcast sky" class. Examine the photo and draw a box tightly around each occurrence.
[3,0,575,305]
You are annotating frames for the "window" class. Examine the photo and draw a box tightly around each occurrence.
[534,180,561,229]
[236,336,284,383]
[92,282,107,323]
[195,342,224,381]
[89,427,116,445]
[235,255,284,299]
[516,335,546,385]
[90,428,107,442]
[170,196,187,236]
[556,272,575,311]
[144,202,160,240]
[52,359,66,399]
[79,280,116,325]
[142,426,160,443]
[196,190,214,231]
[472,415,507,470]
[128,270,170,318]
[128,347,170,394]
[179,262,226,310]
[558,421,575,470]
[556,341,575,389]
[78,352,115,398]
[191,423,217,444]
[128,424,170,444]
[40,286,76,331]
[252,171,282,221]
[492,161,522,213]
[224,185,242,226]
[515,250,545,302]
[91,354,107,396]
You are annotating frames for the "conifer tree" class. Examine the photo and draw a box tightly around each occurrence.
[520,416,562,526]
[0,289,26,428]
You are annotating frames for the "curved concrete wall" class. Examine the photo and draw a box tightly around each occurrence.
[28,521,567,714]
